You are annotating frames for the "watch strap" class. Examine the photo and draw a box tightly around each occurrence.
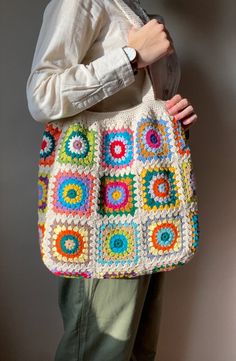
[122,46,138,75]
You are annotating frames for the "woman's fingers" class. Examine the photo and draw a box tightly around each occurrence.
[165,94,182,109]
[166,98,189,115]
[182,114,198,131]
[182,113,198,125]
[165,94,198,129]
[175,105,194,120]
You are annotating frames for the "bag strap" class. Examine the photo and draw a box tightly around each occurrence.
[113,0,158,102]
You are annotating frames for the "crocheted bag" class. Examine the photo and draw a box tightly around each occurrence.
[37,64,199,279]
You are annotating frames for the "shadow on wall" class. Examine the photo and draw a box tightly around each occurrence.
[158,60,224,361]
[162,0,223,28]
[157,0,236,360]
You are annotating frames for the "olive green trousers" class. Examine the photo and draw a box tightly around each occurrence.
[54,272,165,361]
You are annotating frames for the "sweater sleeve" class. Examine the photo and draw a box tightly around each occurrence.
[26,0,135,123]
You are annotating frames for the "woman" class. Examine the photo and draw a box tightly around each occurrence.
[26,1,197,360]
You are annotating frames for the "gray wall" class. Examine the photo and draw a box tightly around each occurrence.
[1,1,61,360]
[1,0,235,360]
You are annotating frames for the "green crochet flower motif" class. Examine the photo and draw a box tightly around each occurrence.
[141,167,180,211]
[59,124,96,166]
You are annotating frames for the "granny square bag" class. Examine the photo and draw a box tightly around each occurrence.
[37,3,200,279]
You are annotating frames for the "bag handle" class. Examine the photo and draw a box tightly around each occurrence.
[113,0,158,102]
[113,1,190,137]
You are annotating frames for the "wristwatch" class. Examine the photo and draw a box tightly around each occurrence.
[122,46,138,75]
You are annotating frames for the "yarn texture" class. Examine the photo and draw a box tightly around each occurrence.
[37,68,199,279]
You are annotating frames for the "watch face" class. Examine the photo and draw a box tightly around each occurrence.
[124,47,137,62]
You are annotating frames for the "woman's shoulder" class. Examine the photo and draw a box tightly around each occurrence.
[43,0,107,26]
[46,0,105,12]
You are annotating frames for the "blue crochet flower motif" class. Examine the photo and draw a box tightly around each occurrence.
[156,227,175,247]
[102,129,133,168]
[109,234,128,254]
[57,177,89,211]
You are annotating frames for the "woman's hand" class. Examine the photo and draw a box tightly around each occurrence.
[128,19,173,68]
[165,94,198,130]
